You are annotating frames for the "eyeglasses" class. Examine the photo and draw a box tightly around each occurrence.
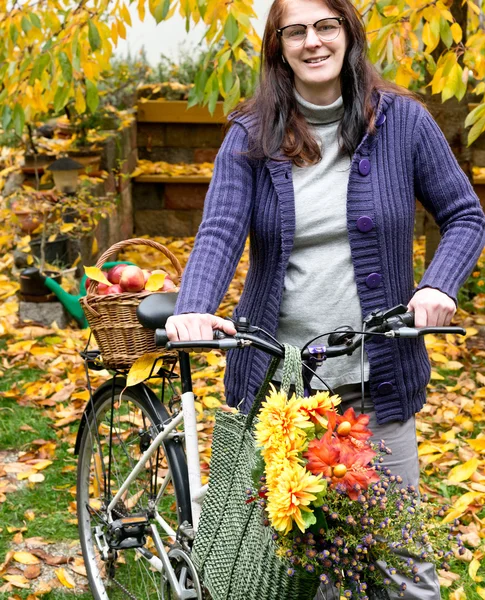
[276,17,345,47]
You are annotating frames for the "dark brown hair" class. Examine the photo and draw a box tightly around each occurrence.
[235,0,422,166]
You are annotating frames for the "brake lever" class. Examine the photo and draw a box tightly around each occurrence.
[387,326,467,338]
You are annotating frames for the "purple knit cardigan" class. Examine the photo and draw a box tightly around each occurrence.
[175,92,485,424]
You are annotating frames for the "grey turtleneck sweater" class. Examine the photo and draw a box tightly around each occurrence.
[275,91,370,390]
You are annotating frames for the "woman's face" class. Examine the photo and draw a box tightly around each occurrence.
[280,0,347,105]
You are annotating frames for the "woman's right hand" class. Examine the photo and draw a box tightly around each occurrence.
[165,313,237,342]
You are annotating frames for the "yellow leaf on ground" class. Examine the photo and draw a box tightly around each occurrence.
[448,457,479,484]
[145,273,166,291]
[443,491,484,523]
[202,396,222,409]
[450,587,466,600]
[28,473,45,483]
[430,352,448,363]
[430,371,445,380]
[55,568,75,589]
[126,352,163,386]
[468,439,485,452]
[445,361,464,370]
[30,460,53,471]
[469,557,483,582]
[13,552,40,565]
[83,266,110,287]
[476,586,485,599]
[2,574,30,588]
[205,353,226,367]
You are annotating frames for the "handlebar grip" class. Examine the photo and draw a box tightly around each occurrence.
[399,312,415,327]
[155,328,168,347]
[155,328,228,348]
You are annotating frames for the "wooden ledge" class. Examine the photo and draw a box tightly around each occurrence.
[473,174,485,185]
[134,174,212,184]
[137,100,226,124]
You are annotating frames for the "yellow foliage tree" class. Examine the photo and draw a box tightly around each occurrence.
[0,0,261,136]
[1,0,484,145]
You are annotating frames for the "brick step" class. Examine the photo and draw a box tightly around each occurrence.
[134,174,212,184]
[137,100,226,124]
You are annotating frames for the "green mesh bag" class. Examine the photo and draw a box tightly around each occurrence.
[191,345,320,600]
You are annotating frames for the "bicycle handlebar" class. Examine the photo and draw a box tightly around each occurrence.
[155,305,466,361]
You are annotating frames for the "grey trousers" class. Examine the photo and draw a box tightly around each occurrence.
[311,383,441,600]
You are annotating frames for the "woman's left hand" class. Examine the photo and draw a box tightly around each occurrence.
[407,288,456,327]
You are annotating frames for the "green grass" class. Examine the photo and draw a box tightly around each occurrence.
[0,363,81,594]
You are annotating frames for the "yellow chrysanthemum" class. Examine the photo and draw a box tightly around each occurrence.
[296,391,341,429]
[265,441,305,488]
[266,463,326,535]
[255,386,311,453]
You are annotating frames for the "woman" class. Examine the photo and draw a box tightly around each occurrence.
[166,0,485,597]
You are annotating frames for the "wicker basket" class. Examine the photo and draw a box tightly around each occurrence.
[80,238,183,369]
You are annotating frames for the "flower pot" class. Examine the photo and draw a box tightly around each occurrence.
[67,149,102,175]
[30,235,70,268]
[20,267,62,296]
[21,153,57,175]
[13,209,43,234]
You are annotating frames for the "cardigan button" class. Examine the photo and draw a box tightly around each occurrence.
[378,382,393,395]
[376,114,386,127]
[365,273,382,288]
[358,159,371,176]
[356,216,374,233]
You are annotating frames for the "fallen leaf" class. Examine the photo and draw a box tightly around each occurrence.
[54,568,75,589]
[12,553,40,566]
[2,574,30,589]
[448,457,479,484]
[23,564,41,580]
[469,557,483,582]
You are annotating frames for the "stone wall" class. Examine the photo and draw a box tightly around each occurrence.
[82,120,137,263]
[133,181,207,238]
[133,111,223,237]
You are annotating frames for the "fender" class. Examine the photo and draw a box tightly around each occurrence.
[74,376,127,456]
[75,377,192,524]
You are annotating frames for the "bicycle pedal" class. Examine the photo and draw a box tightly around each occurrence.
[117,515,149,526]
[107,515,149,550]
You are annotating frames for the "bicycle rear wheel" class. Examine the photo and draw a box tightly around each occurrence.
[77,380,190,600]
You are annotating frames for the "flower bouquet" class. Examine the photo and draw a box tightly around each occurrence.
[252,386,461,600]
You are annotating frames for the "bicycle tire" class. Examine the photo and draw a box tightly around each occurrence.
[77,380,191,600]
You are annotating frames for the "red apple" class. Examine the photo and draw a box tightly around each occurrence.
[142,269,151,284]
[162,278,176,292]
[106,284,123,294]
[96,283,110,295]
[119,266,145,292]
[107,264,128,284]
[85,277,92,289]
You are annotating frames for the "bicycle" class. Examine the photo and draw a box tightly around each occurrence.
[75,294,465,600]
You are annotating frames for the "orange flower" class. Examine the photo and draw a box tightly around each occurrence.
[327,407,373,443]
[304,436,379,500]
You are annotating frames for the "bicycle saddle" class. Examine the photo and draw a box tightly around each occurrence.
[136,292,179,329]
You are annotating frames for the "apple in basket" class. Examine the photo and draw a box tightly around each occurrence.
[96,282,110,295]
[119,266,145,293]
[107,264,128,284]
[106,284,123,294]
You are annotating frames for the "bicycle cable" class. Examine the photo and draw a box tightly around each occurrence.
[360,320,367,415]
